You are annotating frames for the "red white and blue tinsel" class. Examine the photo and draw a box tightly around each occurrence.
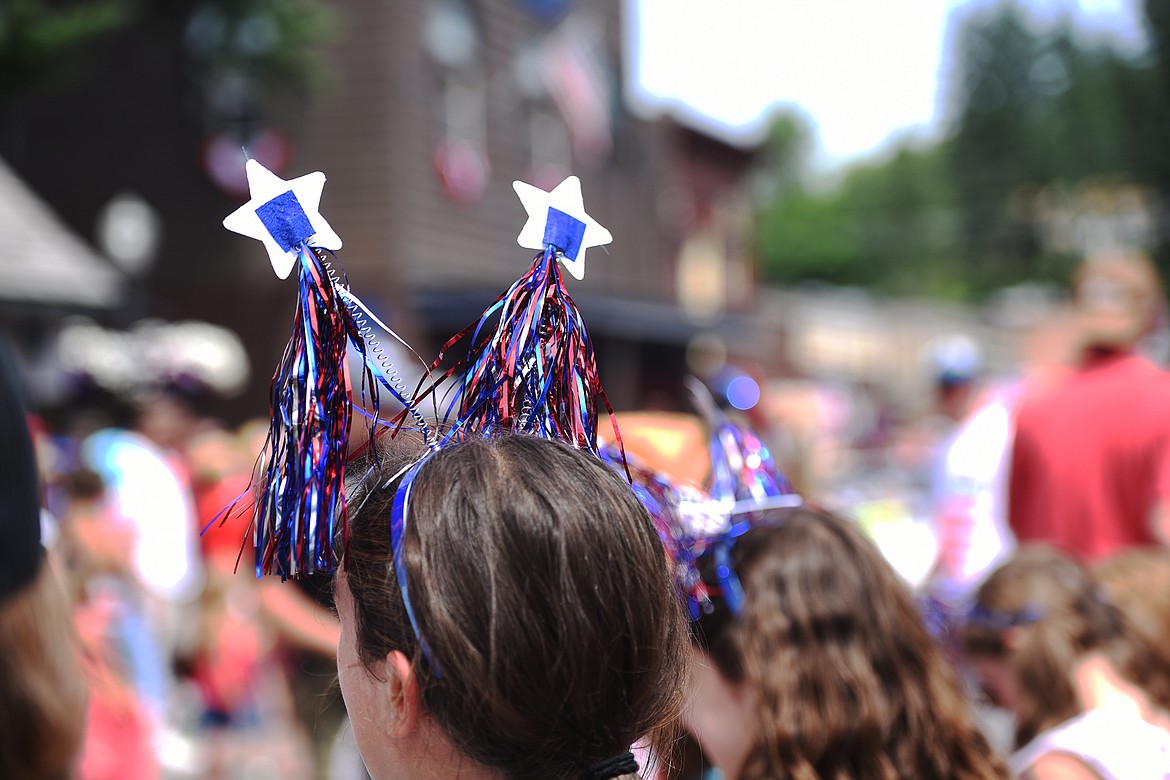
[391,180,622,671]
[419,245,619,454]
[678,378,802,615]
[221,160,431,579]
[599,443,709,618]
[251,245,378,578]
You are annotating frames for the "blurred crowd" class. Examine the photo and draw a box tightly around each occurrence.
[3,247,1170,779]
[27,392,344,780]
[629,248,1170,778]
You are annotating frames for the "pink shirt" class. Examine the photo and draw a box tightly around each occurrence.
[1009,351,1170,562]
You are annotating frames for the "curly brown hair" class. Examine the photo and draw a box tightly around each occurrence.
[341,433,690,780]
[693,507,1006,780]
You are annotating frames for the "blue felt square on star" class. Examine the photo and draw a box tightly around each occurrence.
[543,207,586,261]
[255,190,315,253]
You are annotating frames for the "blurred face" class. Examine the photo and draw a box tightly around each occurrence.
[335,574,479,780]
[136,396,196,451]
[69,499,137,575]
[684,646,758,780]
[970,652,1021,713]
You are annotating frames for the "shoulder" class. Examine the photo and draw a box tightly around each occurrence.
[1025,707,1170,780]
[1115,353,1170,386]
[1022,752,1103,780]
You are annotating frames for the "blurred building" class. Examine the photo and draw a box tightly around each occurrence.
[292,0,761,410]
[0,0,764,416]
[0,156,123,315]
[0,154,124,402]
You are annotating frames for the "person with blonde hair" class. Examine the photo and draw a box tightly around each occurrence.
[963,547,1170,779]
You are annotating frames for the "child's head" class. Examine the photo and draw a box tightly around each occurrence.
[1072,249,1162,349]
[1096,546,1170,651]
[963,546,1122,747]
[58,468,135,580]
[1096,547,1170,713]
[688,507,1000,780]
[337,434,688,780]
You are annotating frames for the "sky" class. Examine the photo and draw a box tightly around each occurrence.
[626,0,1149,172]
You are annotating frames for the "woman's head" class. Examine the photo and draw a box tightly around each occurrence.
[1095,547,1170,645]
[963,546,1122,747]
[689,507,1001,780]
[337,434,689,780]
[1096,547,1170,713]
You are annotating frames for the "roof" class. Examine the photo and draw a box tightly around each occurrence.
[625,94,771,151]
[0,156,122,310]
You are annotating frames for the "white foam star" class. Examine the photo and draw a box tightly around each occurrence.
[222,159,342,280]
[513,175,612,280]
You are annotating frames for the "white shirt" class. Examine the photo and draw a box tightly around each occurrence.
[1011,705,1170,780]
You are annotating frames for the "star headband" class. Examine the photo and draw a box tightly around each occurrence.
[684,378,801,615]
[602,380,802,618]
[221,162,626,681]
[385,175,623,671]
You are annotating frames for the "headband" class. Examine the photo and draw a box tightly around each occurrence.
[225,164,625,678]
[600,442,709,617]
[683,379,801,615]
[601,380,801,619]
[965,601,1046,632]
[387,175,622,672]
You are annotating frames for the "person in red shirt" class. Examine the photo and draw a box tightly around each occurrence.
[1008,250,1170,562]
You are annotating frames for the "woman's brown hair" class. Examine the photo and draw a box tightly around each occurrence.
[0,555,87,780]
[1096,546,1170,714]
[342,433,689,780]
[693,507,1005,780]
[966,546,1170,748]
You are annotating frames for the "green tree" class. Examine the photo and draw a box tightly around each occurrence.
[947,4,1051,285]
[0,0,131,92]
[0,0,333,97]
[755,1,1170,300]
[946,2,1168,287]
[756,140,966,297]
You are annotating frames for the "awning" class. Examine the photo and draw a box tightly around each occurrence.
[0,156,123,310]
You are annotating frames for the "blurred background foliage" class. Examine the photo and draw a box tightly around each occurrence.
[0,0,132,91]
[3,0,1167,303]
[0,0,335,97]
[756,0,1170,300]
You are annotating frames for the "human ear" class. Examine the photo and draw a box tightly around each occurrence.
[383,650,422,737]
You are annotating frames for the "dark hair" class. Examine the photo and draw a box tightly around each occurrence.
[693,507,1005,780]
[342,434,689,780]
[59,469,106,503]
[965,546,1166,748]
